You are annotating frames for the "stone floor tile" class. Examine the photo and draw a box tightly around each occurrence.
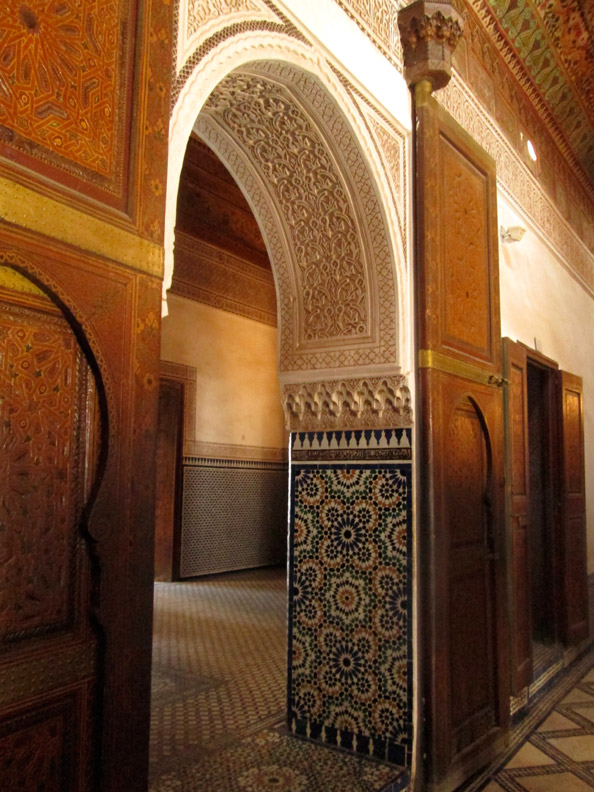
[537,712,580,732]
[518,771,594,792]
[546,735,594,763]
[505,743,557,769]
[562,689,594,704]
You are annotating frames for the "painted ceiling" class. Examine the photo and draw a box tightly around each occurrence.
[478,0,594,186]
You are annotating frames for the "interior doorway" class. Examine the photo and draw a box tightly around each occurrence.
[154,376,184,582]
[506,338,588,695]
[158,49,413,791]
[526,356,560,673]
[150,132,289,789]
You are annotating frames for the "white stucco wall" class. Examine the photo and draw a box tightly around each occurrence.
[274,0,411,133]
[498,196,594,572]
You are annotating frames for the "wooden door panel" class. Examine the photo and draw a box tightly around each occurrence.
[416,87,508,791]
[424,368,508,787]
[503,338,532,693]
[1,306,85,641]
[511,524,531,687]
[0,690,83,792]
[447,401,488,547]
[0,276,99,790]
[558,372,588,645]
[446,393,501,760]
[447,399,496,758]
[564,515,588,638]
[417,98,500,373]
[440,136,492,358]
[450,569,495,752]
[564,387,584,493]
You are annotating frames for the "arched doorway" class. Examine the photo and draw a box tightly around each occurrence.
[150,134,290,787]
[155,34,414,790]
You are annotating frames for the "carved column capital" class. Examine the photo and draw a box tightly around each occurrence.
[398,0,464,92]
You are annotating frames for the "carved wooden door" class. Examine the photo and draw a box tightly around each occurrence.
[503,338,532,693]
[0,273,100,791]
[558,371,588,646]
[414,87,509,791]
[434,381,507,765]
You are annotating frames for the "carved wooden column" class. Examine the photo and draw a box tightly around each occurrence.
[399,3,510,791]
[283,376,413,773]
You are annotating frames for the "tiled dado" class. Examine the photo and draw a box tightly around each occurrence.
[288,428,413,768]
[180,457,288,578]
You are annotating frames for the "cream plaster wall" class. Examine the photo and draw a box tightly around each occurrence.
[498,196,594,572]
[161,293,287,450]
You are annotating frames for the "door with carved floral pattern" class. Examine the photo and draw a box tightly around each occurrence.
[0,268,100,791]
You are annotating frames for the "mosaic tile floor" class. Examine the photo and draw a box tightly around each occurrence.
[149,567,408,792]
[459,649,594,792]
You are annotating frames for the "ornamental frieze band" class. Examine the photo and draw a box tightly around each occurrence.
[282,376,412,431]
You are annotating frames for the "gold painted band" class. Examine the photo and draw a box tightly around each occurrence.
[418,348,506,387]
[0,177,163,278]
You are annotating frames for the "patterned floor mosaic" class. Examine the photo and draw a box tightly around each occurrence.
[150,567,408,792]
[459,649,594,792]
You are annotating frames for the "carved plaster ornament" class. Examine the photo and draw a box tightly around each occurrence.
[193,61,404,375]
[205,72,368,345]
[282,376,412,431]
[398,0,464,91]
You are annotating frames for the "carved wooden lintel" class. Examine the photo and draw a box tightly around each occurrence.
[398,0,464,92]
[282,376,412,432]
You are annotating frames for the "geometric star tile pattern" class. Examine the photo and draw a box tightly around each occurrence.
[0,1,129,190]
[288,428,413,768]
[290,462,410,765]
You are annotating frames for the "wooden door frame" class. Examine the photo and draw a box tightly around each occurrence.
[503,339,590,691]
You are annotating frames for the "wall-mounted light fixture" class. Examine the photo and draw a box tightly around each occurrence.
[500,225,526,243]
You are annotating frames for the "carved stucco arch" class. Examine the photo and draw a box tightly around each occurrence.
[167,30,409,389]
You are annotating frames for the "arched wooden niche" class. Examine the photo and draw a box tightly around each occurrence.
[0,264,101,790]
[445,395,498,758]
[446,396,493,542]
